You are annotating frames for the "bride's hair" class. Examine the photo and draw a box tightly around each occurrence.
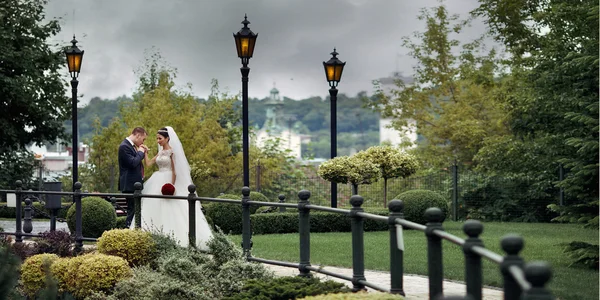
[157,127,169,139]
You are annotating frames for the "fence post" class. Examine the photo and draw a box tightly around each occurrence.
[298,190,312,277]
[425,207,445,299]
[500,235,525,300]
[14,180,23,243]
[350,195,366,292]
[388,199,405,296]
[188,184,197,248]
[23,198,33,234]
[241,187,252,258]
[278,194,286,213]
[522,262,554,300]
[451,164,458,221]
[74,182,83,254]
[133,182,142,229]
[463,220,484,300]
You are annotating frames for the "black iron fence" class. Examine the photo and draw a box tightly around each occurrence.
[1,180,555,299]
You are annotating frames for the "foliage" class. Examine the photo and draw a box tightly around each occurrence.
[207,227,244,266]
[20,253,59,297]
[97,229,156,267]
[0,150,39,189]
[114,216,127,229]
[0,0,70,153]
[206,194,243,234]
[562,241,599,270]
[394,190,448,224]
[111,265,211,300]
[66,197,117,238]
[32,230,74,258]
[473,0,599,221]
[365,2,509,168]
[0,246,20,299]
[356,146,419,180]
[318,155,381,185]
[51,253,132,299]
[224,276,350,300]
[251,209,391,235]
[549,201,599,229]
[300,292,404,299]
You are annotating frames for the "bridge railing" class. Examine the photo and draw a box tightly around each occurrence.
[0,181,554,300]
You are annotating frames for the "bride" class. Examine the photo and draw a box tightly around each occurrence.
[132,126,213,250]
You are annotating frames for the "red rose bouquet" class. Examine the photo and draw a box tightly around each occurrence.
[161,183,175,195]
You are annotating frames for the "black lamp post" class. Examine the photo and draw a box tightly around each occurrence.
[64,35,84,190]
[233,14,258,188]
[323,48,345,208]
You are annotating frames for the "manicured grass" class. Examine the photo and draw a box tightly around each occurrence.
[231,221,598,300]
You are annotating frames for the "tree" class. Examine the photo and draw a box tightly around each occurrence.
[0,0,70,152]
[355,146,419,207]
[364,2,509,168]
[474,0,599,226]
[317,155,381,195]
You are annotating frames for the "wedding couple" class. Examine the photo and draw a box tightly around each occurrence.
[118,126,213,250]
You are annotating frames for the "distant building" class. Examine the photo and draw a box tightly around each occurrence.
[27,139,90,180]
[254,86,310,159]
[377,72,418,147]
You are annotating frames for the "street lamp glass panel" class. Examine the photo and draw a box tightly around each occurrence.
[66,52,83,73]
[233,15,258,60]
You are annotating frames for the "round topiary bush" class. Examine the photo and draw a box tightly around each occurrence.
[20,253,59,298]
[51,253,132,299]
[67,196,117,238]
[394,189,448,224]
[97,229,156,267]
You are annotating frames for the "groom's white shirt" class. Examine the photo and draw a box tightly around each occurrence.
[125,137,135,147]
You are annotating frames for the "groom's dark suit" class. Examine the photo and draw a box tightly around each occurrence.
[118,138,145,227]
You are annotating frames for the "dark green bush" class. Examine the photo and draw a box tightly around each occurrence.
[66,197,117,238]
[114,216,127,229]
[394,190,448,224]
[223,276,350,300]
[206,192,270,234]
[0,203,68,219]
[563,241,599,270]
[250,209,390,235]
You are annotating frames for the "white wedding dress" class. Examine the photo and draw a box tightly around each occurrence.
[132,148,213,251]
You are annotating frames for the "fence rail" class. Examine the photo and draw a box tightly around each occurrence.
[0,181,555,300]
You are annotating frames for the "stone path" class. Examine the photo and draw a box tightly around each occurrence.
[263,264,504,300]
[0,220,69,235]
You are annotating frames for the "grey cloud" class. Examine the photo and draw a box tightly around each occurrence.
[44,0,484,104]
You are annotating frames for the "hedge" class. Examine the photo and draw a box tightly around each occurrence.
[250,209,391,235]
[0,203,69,219]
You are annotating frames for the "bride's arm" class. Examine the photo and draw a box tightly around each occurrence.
[144,151,158,167]
[170,154,176,184]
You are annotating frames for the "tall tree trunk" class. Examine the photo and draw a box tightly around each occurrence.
[352,184,358,195]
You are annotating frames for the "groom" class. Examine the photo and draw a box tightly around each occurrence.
[118,127,148,227]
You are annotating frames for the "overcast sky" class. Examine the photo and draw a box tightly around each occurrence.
[44,0,485,105]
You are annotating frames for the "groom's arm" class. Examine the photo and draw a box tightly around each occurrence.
[119,144,144,169]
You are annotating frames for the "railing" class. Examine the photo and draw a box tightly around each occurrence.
[0,181,555,300]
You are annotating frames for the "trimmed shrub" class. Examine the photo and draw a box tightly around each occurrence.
[224,276,350,300]
[32,230,74,257]
[394,190,448,224]
[20,253,59,298]
[67,197,117,238]
[97,229,156,267]
[115,216,127,229]
[206,194,243,234]
[72,253,132,298]
[51,253,132,299]
[250,209,390,235]
[0,246,21,299]
[301,292,404,299]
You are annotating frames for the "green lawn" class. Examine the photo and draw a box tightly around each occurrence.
[231,221,598,300]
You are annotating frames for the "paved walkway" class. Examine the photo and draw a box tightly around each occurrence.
[0,220,69,235]
[263,264,504,300]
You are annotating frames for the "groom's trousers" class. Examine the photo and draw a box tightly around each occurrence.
[123,192,135,227]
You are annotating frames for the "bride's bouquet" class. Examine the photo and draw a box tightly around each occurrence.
[161,183,175,195]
